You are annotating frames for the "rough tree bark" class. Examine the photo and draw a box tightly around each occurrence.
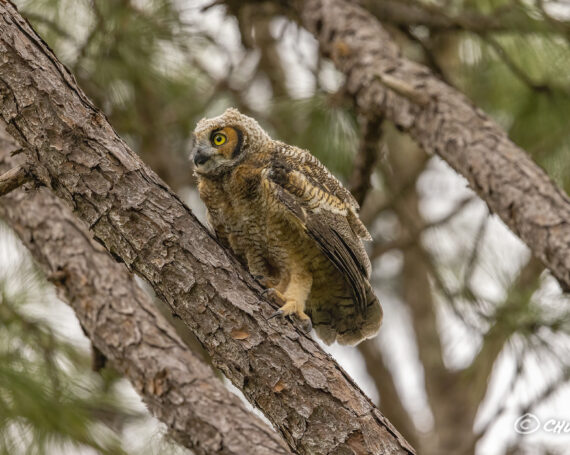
[0,126,290,455]
[295,0,570,293]
[0,3,414,455]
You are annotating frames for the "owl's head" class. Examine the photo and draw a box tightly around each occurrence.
[191,108,271,176]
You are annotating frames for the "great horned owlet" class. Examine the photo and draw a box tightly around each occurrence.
[191,108,382,345]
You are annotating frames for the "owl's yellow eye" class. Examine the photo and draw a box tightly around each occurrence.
[212,133,227,146]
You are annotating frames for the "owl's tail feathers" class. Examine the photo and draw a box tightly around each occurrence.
[310,284,383,346]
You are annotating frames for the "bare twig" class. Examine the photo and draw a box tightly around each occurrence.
[467,345,528,453]
[482,35,555,94]
[462,213,489,290]
[72,0,104,74]
[462,257,544,427]
[349,114,384,206]
[520,366,570,415]
[359,153,429,226]
[371,195,475,259]
[399,26,451,85]
[0,165,30,197]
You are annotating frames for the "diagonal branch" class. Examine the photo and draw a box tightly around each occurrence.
[0,127,290,455]
[0,2,414,454]
[295,0,570,294]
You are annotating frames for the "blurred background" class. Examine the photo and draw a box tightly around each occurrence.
[1,0,570,454]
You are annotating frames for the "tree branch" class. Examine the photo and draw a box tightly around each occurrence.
[482,35,557,94]
[370,195,475,259]
[296,0,570,294]
[0,2,414,454]
[349,114,384,207]
[0,164,29,196]
[381,146,475,451]
[363,0,555,36]
[464,256,544,410]
[0,127,290,455]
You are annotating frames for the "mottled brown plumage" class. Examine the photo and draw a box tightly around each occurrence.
[191,108,382,345]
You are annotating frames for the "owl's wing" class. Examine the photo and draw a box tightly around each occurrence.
[275,143,372,241]
[264,163,371,315]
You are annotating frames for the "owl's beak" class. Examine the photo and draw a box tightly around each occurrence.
[193,148,210,166]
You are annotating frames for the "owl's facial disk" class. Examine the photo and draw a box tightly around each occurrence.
[192,126,244,176]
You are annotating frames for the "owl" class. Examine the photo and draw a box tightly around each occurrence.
[191,108,382,345]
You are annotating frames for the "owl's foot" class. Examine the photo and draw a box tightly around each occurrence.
[261,287,286,305]
[297,316,313,333]
[268,300,312,333]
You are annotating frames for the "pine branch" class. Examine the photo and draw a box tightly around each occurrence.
[0,129,290,455]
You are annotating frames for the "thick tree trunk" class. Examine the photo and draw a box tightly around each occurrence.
[0,126,290,455]
[297,0,570,293]
[0,3,414,454]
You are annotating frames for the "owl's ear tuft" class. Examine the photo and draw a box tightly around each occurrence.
[224,107,242,117]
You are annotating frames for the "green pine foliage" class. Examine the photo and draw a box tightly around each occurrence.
[0,225,139,455]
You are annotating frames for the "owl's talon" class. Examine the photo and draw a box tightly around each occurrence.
[267,308,312,332]
[297,316,312,333]
[267,309,284,320]
[269,299,312,330]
